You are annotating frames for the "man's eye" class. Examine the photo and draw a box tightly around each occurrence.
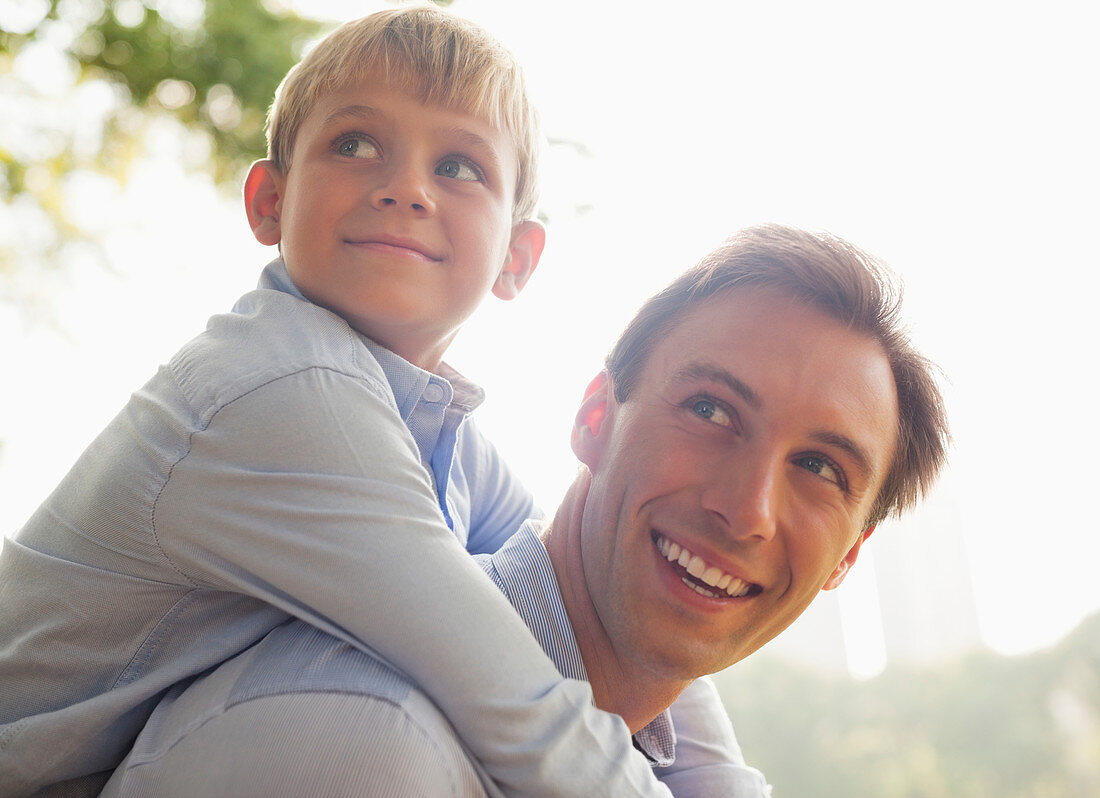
[435,158,482,182]
[690,398,733,428]
[795,455,845,488]
[335,136,380,160]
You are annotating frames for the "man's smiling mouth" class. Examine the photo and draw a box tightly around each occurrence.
[653,533,761,599]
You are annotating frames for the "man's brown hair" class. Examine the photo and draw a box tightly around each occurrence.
[605,224,950,525]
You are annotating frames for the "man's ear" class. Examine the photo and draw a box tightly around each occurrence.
[822,524,876,591]
[571,371,613,469]
[243,160,285,247]
[492,220,546,300]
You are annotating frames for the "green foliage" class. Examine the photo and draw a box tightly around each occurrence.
[2,0,323,186]
[0,1,470,315]
[715,613,1100,797]
[71,0,320,183]
[0,0,324,314]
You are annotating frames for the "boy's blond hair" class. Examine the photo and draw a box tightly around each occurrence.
[267,5,541,222]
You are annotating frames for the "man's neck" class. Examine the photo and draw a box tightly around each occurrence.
[540,473,691,733]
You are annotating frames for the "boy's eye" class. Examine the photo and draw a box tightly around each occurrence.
[435,158,482,182]
[335,135,380,160]
[794,455,846,490]
[689,397,734,429]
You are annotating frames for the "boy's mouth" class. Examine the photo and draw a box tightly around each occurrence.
[346,234,442,262]
[653,533,762,599]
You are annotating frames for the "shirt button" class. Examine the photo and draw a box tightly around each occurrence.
[423,383,445,403]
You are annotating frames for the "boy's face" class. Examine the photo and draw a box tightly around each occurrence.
[246,74,543,370]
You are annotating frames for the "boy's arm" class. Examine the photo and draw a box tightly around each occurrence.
[658,677,771,797]
[459,417,543,556]
[457,424,770,796]
[456,419,769,795]
[153,366,671,798]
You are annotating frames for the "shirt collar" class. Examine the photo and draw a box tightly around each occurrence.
[256,258,485,417]
[481,521,677,767]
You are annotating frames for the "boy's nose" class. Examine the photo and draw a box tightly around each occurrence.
[369,164,436,215]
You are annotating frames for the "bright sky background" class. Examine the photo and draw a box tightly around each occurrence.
[2,0,1098,671]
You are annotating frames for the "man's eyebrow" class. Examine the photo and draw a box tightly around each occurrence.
[676,362,880,482]
[674,363,763,411]
[809,430,877,483]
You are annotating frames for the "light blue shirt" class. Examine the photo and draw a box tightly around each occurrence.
[101,524,768,796]
[0,260,763,797]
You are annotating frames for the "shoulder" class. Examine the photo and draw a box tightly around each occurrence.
[168,288,392,421]
[104,621,491,797]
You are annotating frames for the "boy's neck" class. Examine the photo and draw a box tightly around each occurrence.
[357,324,457,374]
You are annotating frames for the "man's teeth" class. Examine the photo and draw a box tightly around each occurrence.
[656,535,752,598]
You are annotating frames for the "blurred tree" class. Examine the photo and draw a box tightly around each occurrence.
[0,0,562,320]
[0,0,325,316]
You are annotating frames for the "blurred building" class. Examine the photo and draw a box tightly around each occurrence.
[749,484,981,676]
[872,487,982,667]
[756,586,850,674]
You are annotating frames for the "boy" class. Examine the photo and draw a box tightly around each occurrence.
[0,6,755,797]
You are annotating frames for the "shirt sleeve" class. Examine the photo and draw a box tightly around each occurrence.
[459,417,543,556]
[657,677,772,797]
[152,366,671,798]
[103,690,498,798]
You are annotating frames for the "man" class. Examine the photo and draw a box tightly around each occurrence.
[100,224,949,797]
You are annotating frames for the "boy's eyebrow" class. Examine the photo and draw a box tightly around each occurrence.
[442,126,503,172]
[322,104,381,127]
[320,105,503,172]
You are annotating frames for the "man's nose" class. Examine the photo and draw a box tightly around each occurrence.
[368,161,436,215]
[700,453,781,544]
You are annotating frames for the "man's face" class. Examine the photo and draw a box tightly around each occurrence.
[253,74,538,370]
[576,287,898,680]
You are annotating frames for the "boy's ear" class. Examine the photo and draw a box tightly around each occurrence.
[571,371,614,469]
[822,524,876,591]
[244,160,285,247]
[492,220,546,300]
